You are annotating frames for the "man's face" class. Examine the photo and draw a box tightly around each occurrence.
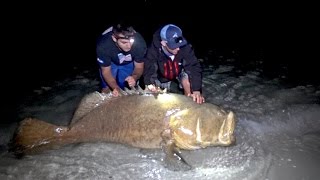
[164,44,180,55]
[112,33,134,52]
[161,40,181,55]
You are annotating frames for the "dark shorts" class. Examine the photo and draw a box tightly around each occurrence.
[154,71,188,91]
[99,62,134,89]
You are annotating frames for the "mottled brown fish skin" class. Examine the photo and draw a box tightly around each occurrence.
[9,92,236,162]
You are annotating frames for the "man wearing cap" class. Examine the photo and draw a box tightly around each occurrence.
[143,24,205,104]
[96,23,147,96]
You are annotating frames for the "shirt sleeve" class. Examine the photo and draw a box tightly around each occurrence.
[96,35,112,67]
[143,46,158,85]
[133,32,147,63]
[181,45,203,92]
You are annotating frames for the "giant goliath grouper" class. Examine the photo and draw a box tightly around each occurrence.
[9,88,236,171]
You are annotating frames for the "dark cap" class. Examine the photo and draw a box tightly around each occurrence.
[160,24,187,49]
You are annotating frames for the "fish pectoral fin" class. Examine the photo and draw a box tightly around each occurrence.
[161,140,192,171]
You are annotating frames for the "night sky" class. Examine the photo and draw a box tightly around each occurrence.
[2,1,318,119]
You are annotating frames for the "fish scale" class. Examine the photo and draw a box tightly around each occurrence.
[9,86,236,171]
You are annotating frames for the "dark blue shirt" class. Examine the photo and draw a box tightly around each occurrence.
[96,30,147,67]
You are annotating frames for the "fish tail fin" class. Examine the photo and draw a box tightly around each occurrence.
[9,117,69,158]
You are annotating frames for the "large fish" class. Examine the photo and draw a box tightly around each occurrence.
[9,88,236,171]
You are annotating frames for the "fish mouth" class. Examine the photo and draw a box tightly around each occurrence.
[173,133,202,150]
[218,111,236,145]
[169,107,237,150]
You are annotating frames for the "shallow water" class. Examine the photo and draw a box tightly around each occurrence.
[1,64,320,179]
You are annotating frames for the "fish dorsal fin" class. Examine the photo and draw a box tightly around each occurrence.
[119,88,129,96]
[123,87,131,95]
[123,86,144,95]
[70,85,168,126]
[69,91,112,126]
[137,85,144,94]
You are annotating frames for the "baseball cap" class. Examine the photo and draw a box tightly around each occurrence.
[160,24,187,49]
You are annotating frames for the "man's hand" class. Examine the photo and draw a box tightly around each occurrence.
[146,84,158,92]
[146,84,166,93]
[188,91,205,104]
[112,87,121,97]
[125,76,136,87]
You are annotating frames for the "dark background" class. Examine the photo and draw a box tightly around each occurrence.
[2,1,318,121]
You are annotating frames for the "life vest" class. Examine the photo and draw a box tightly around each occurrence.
[162,58,180,80]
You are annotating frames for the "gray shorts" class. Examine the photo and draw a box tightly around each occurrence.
[154,71,188,91]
